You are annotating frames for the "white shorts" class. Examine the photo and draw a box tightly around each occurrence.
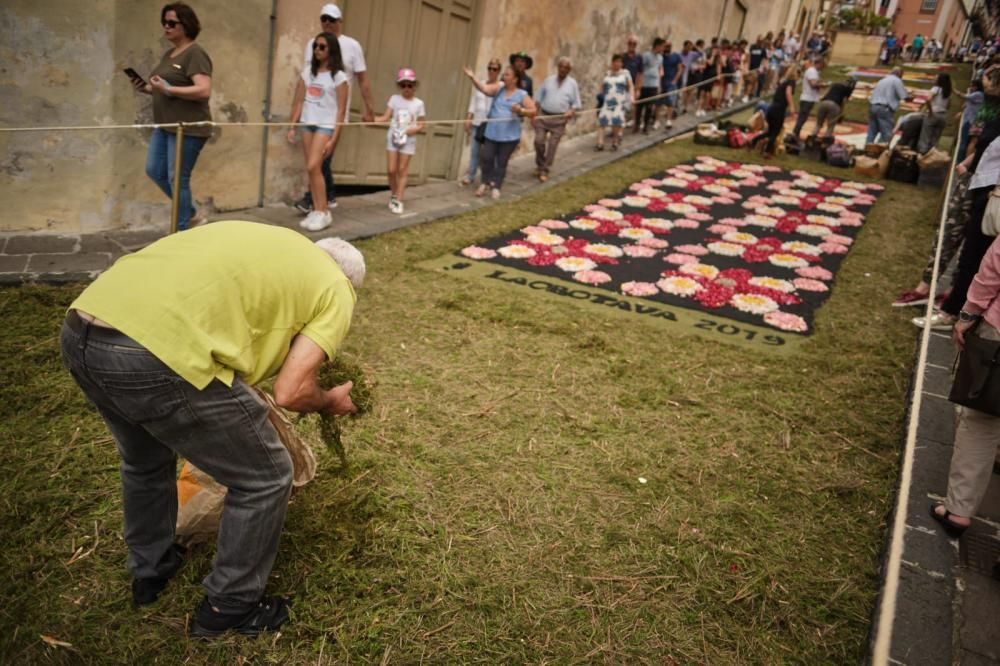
[386,133,416,156]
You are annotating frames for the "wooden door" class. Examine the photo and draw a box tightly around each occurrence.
[332,0,480,186]
[725,0,747,40]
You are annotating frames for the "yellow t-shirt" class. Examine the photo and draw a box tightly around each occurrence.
[71,221,356,390]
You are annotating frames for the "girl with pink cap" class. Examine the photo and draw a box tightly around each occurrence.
[375,68,426,214]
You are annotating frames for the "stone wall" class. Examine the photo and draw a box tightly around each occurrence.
[2,0,793,234]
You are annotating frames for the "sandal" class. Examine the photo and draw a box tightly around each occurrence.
[929,503,968,539]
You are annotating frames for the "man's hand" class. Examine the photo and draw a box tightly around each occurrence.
[325,381,357,415]
[953,318,976,350]
[564,109,575,119]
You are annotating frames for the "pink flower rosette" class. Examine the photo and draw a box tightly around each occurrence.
[460,246,497,260]
[764,311,809,332]
[793,278,829,292]
[621,281,659,297]
[623,244,659,258]
[573,270,612,285]
[795,265,833,280]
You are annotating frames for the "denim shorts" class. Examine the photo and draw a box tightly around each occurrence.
[304,125,333,136]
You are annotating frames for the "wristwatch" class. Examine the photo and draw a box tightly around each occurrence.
[958,310,982,322]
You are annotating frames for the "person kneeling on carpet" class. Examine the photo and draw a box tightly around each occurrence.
[60,221,363,638]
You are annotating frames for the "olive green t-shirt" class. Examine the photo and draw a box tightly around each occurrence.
[151,43,213,137]
[71,221,357,390]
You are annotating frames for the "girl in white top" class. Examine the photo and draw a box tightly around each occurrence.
[287,32,348,232]
[375,68,426,214]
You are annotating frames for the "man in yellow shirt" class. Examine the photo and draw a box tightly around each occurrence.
[59,221,363,637]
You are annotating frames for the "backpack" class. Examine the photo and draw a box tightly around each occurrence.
[825,143,852,168]
[727,127,747,148]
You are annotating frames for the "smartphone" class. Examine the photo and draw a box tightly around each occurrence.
[123,67,147,87]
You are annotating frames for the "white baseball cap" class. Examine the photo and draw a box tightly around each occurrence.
[320,4,342,19]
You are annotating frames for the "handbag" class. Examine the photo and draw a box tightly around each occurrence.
[474,122,487,144]
[981,186,1000,236]
[949,324,1000,417]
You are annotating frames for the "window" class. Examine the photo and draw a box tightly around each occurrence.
[920,0,938,11]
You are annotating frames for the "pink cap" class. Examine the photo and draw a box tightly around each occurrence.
[396,68,417,82]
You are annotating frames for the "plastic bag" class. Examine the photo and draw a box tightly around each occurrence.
[175,387,316,547]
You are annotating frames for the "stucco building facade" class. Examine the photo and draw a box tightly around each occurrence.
[3,0,796,234]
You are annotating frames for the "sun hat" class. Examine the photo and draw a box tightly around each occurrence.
[509,51,533,69]
[396,68,417,83]
[320,3,342,19]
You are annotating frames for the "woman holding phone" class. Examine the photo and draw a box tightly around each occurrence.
[130,3,212,230]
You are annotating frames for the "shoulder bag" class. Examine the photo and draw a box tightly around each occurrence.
[981,186,1000,236]
[949,323,1000,416]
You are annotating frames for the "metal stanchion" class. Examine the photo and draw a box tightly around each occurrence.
[170,123,185,234]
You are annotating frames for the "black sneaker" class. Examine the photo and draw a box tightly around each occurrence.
[294,194,311,215]
[132,543,186,607]
[190,595,292,638]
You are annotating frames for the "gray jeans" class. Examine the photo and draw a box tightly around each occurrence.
[60,311,293,612]
[811,100,842,138]
[917,111,946,154]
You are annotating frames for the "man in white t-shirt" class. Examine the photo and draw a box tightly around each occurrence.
[791,56,826,141]
[295,3,376,214]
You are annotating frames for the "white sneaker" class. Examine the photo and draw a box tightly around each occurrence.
[302,210,332,232]
[390,199,404,214]
[666,119,673,129]
[652,121,661,130]
[491,188,501,200]
[741,95,749,103]
[911,310,957,331]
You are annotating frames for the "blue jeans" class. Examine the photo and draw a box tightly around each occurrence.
[60,312,293,612]
[145,128,208,231]
[866,104,895,144]
[466,130,482,182]
[958,120,972,160]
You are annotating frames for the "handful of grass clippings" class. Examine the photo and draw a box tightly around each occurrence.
[317,356,373,468]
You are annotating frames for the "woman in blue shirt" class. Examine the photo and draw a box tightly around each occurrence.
[463,64,537,199]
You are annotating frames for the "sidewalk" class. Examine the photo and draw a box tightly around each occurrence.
[877,328,1000,665]
[0,103,752,285]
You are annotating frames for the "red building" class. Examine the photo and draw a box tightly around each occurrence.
[887,0,972,57]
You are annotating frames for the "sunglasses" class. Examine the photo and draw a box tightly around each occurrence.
[487,66,500,71]
[320,15,338,23]
[398,81,415,88]
[313,42,328,51]
[161,19,181,28]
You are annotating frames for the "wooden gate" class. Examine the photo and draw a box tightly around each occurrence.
[333,0,481,186]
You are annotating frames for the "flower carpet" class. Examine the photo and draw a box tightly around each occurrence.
[420,156,883,353]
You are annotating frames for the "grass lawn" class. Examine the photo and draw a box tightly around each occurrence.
[0,134,949,662]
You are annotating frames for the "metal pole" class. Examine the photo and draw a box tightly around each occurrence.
[258,0,279,208]
[170,123,184,234]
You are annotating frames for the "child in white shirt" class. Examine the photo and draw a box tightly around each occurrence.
[376,68,426,214]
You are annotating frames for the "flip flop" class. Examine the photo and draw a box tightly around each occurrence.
[929,503,968,539]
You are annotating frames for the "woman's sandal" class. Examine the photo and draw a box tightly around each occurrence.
[929,503,968,539]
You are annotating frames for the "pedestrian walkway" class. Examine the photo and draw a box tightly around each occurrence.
[0,103,753,285]
[875,327,1000,665]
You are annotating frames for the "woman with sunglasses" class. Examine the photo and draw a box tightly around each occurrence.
[461,59,502,187]
[287,32,348,232]
[462,64,537,200]
[132,3,212,230]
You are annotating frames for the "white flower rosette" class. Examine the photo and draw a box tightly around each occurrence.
[781,240,821,256]
[641,218,674,232]
[730,293,780,314]
[554,256,597,272]
[729,169,752,178]
[779,188,809,198]
[584,243,624,258]
[755,206,786,218]
[622,196,651,208]
[679,262,720,279]
[525,231,565,246]
[768,253,809,268]
[805,214,840,227]
[796,224,832,237]
[619,227,654,240]
[638,187,667,199]
[570,217,599,230]
[816,202,847,214]
[723,231,758,245]
[657,275,703,296]
[707,241,746,257]
[744,214,779,228]
[683,195,714,206]
[498,245,536,259]
[661,177,689,188]
[666,202,698,215]
[748,276,795,293]
[589,208,624,222]
[770,195,801,206]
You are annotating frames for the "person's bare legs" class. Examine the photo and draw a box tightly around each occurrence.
[302,131,327,213]
[395,153,412,203]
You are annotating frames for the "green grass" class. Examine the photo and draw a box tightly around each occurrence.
[0,135,948,662]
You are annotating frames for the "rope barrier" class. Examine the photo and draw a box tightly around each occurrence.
[0,68,767,133]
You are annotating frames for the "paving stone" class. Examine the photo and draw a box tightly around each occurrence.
[105,229,164,252]
[4,234,79,254]
[27,252,111,274]
[926,335,958,370]
[889,563,954,666]
[957,649,1000,666]
[78,234,121,255]
[922,363,953,397]
[917,392,956,445]
[0,255,30,273]
[960,570,1000,660]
